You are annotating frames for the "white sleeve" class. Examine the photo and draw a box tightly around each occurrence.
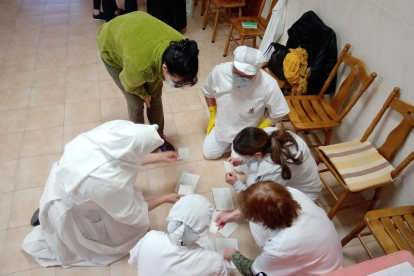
[217,259,229,276]
[128,233,150,266]
[233,180,248,193]
[259,167,287,186]
[202,69,216,98]
[264,84,290,120]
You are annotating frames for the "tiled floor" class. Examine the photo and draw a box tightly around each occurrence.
[0,1,385,275]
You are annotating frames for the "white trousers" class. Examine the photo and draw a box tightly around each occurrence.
[202,128,232,159]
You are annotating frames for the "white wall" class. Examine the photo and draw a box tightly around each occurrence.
[278,0,414,207]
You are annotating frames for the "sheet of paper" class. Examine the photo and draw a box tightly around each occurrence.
[174,172,200,193]
[368,262,414,276]
[216,238,238,269]
[178,147,189,160]
[224,161,236,173]
[219,222,239,238]
[178,184,192,195]
[212,188,235,211]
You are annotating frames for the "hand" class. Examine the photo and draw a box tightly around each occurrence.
[159,151,178,163]
[227,157,242,167]
[164,193,184,204]
[225,172,238,186]
[144,96,152,108]
[215,211,236,230]
[223,248,236,261]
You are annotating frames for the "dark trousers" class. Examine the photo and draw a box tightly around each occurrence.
[93,0,100,10]
[102,0,138,22]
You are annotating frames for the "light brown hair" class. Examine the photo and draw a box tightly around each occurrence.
[233,127,304,180]
[238,181,301,230]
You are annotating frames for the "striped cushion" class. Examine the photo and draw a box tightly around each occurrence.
[319,140,394,192]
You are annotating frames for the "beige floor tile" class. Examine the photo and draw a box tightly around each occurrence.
[42,13,69,26]
[110,256,136,276]
[68,2,89,14]
[147,163,187,198]
[161,93,172,114]
[0,43,7,58]
[65,81,100,103]
[68,23,100,37]
[64,101,101,126]
[0,6,20,18]
[0,30,13,44]
[1,54,37,72]
[25,104,64,131]
[40,24,68,40]
[185,159,229,193]
[0,88,31,111]
[164,113,178,137]
[68,12,92,25]
[172,110,208,136]
[21,0,45,5]
[35,52,68,69]
[6,40,39,56]
[97,63,112,81]
[14,15,43,28]
[151,202,173,232]
[66,48,97,66]
[3,268,56,276]
[15,154,60,190]
[166,89,204,113]
[0,109,27,134]
[18,5,45,17]
[0,160,18,193]
[37,37,67,55]
[100,98,128,122]
[198,54,217,72]
[135,169,152,200]
[47,0,69,4]
[166,133,206,163]
[44,3,69,14]
[0,192,13,230]
[11,26,42,41]
[0,226,41,275]
[55,266,110,276]
[0,70,34,91]
[0,132,24,161]
[0,18,16,31]
[68,35,97,52]
[66,64,98,83]
[63,122,101,146]
[8,187,44,228]
[32,67,66,87]
[0,230,6,272]
[98,80,123,100]
[21,127,63,158]
[29,85,65,107]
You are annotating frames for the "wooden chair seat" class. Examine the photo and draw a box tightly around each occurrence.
[230,17,266,36]
[212,0,246,8]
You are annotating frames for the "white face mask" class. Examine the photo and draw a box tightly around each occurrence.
[232,74,251,87]
[166,80,179,88]
[241,155,260,165]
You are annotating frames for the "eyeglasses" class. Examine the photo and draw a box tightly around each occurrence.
[172,76,198,89]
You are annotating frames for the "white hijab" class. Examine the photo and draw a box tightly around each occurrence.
[55,120,164,194]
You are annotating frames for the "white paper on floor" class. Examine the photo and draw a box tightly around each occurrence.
[212,187,235,211]
[174,172,200,193]
[223,161,236,173]
[178,184,192,195]
[178,147,189,161]
[210,210,238,237]
[216,238,238,269]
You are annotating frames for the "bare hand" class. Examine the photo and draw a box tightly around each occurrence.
[144,96,152,108]
[215,212,236,230]
[227,157,242,167]
[159,151,178,163]
[164,193,184,204]
[225,172,238,186]
[223,248,236,261]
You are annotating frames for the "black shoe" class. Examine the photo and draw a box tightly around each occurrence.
[31,208,40,226]
[159,136,175,152]
[93,12,105,21]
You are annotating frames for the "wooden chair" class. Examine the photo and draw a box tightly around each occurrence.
[223,0,277,56]
[284,44,377,146]
[202,0,246,43]
[341,206,414,258]
[318,87,414,221]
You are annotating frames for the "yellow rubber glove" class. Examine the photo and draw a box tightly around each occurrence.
[207,105,217,135]
[258,118,273,129]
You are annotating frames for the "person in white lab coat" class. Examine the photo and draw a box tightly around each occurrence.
[202,46,289,160]
[219,181,343,276]
[226,126,322,201]
[22,120,183,267]
[129,194,228,276]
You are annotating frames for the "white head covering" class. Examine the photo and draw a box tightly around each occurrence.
[233,46,265,75]
[55,120,164,194]
[167,194,213,247]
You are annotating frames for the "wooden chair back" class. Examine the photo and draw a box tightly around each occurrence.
[365,206,414,255]
[360,87,414,179]
[258,0,278,28]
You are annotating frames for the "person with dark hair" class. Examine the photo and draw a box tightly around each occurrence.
[93,0,105,21]
[218,181,343,276]
[97,12,199,151]
[226,127,322,201]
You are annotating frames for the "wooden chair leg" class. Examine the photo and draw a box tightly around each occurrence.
[341,220,366,247]
[201,0,206,16]
[253,36,257,48]
[202,0,210,29]
[240,35,245,46]
[328,190,350,220]
[324,129,333,145]
[211,7,220,43]
[238,7,242,17]
[194,0,197,5]
[223,24,233,57]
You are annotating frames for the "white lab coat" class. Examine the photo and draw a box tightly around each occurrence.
[202,62,289,143]
[259,0,287,61]
[251,187,343,276]
[21,121,164,267]
[129,195,228,276]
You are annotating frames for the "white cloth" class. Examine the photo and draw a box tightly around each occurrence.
[259,0,287,61]
[251,187,343,276]
[129,195,228,276]
[22,121,163,268]
[202,62,289,144]
[186,0,193,18]
[233,128,322,201]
